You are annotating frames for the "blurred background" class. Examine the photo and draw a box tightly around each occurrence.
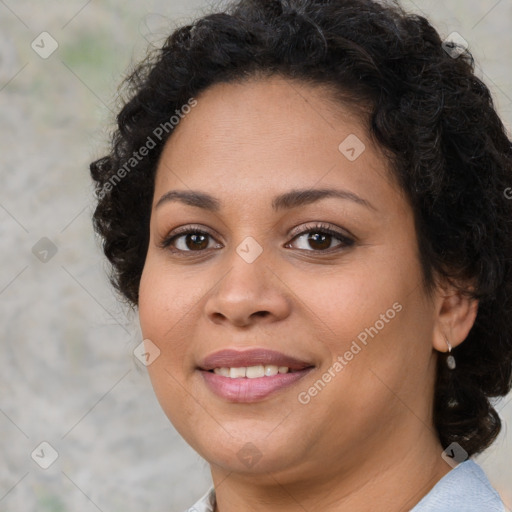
[0,1,511,511]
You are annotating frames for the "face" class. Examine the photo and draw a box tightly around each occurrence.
[138,75,440,483]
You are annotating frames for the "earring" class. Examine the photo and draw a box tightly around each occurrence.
[445,336,456,370]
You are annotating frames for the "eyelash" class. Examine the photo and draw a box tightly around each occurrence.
[159,222,355,255]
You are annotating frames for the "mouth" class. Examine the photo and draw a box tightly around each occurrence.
[208,365,306,378]
[197,348,315,403]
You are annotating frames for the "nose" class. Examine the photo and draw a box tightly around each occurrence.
[204,245,292,328]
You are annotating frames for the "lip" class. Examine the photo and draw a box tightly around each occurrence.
[198,348,313,371]
[200,369,314,402]
[197,348,315,403]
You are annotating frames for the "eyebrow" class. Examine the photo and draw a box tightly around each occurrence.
[154,187,376,212]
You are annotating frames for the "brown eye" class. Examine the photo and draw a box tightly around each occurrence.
[287,223,354,252]
[160,223,354,255]
[160,228,220,253]
[305,232,335,251]
[181,232,210,251]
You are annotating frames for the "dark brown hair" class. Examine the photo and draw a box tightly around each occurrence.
[90,0,512,456]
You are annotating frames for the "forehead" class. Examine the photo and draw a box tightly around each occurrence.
[153,76,401,213]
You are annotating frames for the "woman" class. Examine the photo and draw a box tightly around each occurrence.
[90,0,512,510]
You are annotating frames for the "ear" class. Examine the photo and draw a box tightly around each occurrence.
[432,281,479,353]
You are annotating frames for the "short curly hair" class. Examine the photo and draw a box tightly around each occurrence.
[90,0,512,457]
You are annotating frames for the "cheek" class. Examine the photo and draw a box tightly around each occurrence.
[138,259,191,385]
[138,267,158,338]
[138,263,198,431]
[138,257,201,343]
[138,263,169,351]
[288,254,412,351]
[290,240,430,397]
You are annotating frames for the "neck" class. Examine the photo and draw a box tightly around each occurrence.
[210,427,451,512]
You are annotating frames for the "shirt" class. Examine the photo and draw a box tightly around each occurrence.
[184,460,507,511]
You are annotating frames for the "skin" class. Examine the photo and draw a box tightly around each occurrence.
[138,75,478,511]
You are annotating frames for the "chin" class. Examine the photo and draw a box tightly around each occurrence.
[180,420,300,474]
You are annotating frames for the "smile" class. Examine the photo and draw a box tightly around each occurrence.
[200,367,314,402]
[198,348,315,402]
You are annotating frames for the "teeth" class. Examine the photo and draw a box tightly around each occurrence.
[213,365,290,378]
[246,365,264,378]
[264,365,279,376]
[230,367,246,378]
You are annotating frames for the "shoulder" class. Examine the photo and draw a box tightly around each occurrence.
[183,485,216,512]
[411,460,507,512]
[183,463,507,512]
